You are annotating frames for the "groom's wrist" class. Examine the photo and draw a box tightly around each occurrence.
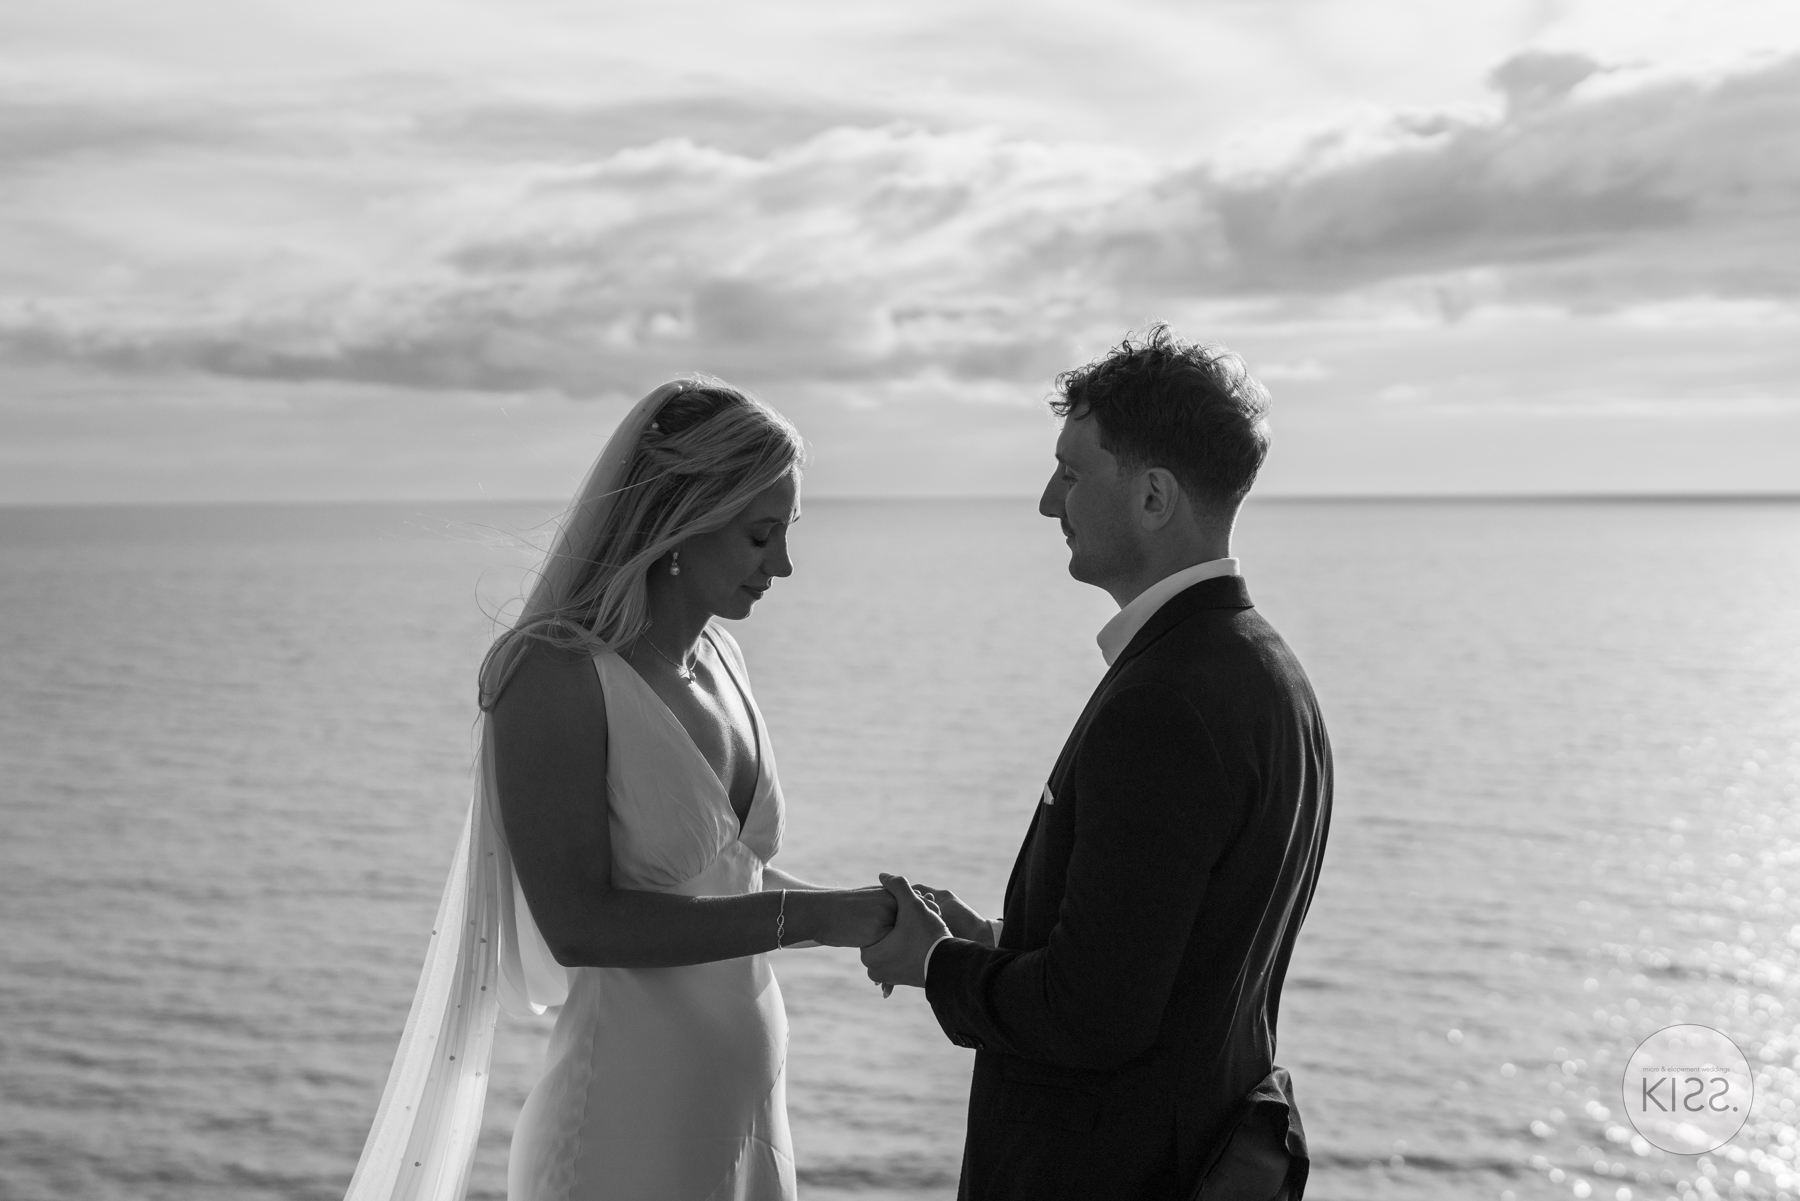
[920,933,954,984]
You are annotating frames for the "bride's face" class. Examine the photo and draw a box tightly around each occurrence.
[678,472,800,621]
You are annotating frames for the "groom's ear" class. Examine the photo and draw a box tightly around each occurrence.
[1137,466,1182,532]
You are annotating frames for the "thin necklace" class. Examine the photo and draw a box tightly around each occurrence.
[642,634,697,683]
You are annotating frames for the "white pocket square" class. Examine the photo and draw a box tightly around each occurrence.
[1041,784,1055,806]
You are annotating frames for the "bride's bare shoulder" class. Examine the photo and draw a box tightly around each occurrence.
[489,635,606,726]
[488,635,610,817]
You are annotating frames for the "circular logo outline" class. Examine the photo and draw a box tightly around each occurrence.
[1620,1023,1753,1155]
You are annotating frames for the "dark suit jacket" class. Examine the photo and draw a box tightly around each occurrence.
[925,575,1332,1201]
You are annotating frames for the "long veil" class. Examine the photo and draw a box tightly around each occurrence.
[342,382,682,1201]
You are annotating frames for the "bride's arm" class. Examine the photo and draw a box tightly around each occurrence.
[760,866,829,947]
[491,641,894,968]
[762,866,830,891]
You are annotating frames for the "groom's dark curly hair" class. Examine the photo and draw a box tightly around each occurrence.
[1051,323,1272,510]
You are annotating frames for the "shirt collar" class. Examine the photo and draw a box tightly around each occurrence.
[1096,558,1240,665]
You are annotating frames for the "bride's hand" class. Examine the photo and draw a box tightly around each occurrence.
[796,887,898,948]
[908,884,990,945]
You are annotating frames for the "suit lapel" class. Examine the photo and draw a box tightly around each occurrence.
[1005,575,1256,920]
[1046,575,1253,788]
[1044,654,1129,788]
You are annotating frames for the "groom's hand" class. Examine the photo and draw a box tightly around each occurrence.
[909,884,991,946]
[861,873,950,990]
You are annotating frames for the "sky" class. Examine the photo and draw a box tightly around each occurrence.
[3,0,1799,503]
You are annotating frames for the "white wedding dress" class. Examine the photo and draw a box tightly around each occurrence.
[507,624,796,1201]
[341,382,795,1201]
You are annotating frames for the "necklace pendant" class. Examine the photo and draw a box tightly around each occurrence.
[642,633,698,683]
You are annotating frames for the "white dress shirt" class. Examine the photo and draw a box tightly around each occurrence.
[1095,557,1240,665]
[916,557,1242,983]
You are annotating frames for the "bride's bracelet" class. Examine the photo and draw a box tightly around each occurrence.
[775,889,787,949]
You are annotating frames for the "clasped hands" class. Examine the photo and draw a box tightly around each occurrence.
[859,874,993,996]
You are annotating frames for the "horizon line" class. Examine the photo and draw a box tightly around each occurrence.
[2,490,1799,511]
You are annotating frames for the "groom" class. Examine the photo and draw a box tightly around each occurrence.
[862,325,1331,1201]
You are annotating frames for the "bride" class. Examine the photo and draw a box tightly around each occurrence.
[343,378,898,1201]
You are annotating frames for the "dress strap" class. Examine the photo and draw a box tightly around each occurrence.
[703,626,764,796]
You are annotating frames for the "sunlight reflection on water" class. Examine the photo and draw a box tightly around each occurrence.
[0,498,1796,1201]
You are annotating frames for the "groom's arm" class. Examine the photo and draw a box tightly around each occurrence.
[923,683,1237,1071]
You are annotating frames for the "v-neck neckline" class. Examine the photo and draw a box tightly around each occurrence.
[613,627,764,836]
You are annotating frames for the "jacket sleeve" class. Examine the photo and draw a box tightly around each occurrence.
[924,683,1242,1070]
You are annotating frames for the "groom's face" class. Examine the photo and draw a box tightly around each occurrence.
[1040,412,1144,593]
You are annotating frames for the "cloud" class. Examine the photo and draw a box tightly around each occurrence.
[415,93,909,162]
[1,48,1797,407]
[0,97,228,168]
[0,120,1149,393]
[1489,50,1606,114]
[1087,51,1800,303]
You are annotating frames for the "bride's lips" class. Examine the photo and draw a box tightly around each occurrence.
[741,584,769,599]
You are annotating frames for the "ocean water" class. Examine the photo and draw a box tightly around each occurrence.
[1,497,1797,1201]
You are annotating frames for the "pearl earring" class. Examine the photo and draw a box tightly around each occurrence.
[669,548,681,577]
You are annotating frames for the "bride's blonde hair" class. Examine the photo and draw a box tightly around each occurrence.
[479,377,805,710]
